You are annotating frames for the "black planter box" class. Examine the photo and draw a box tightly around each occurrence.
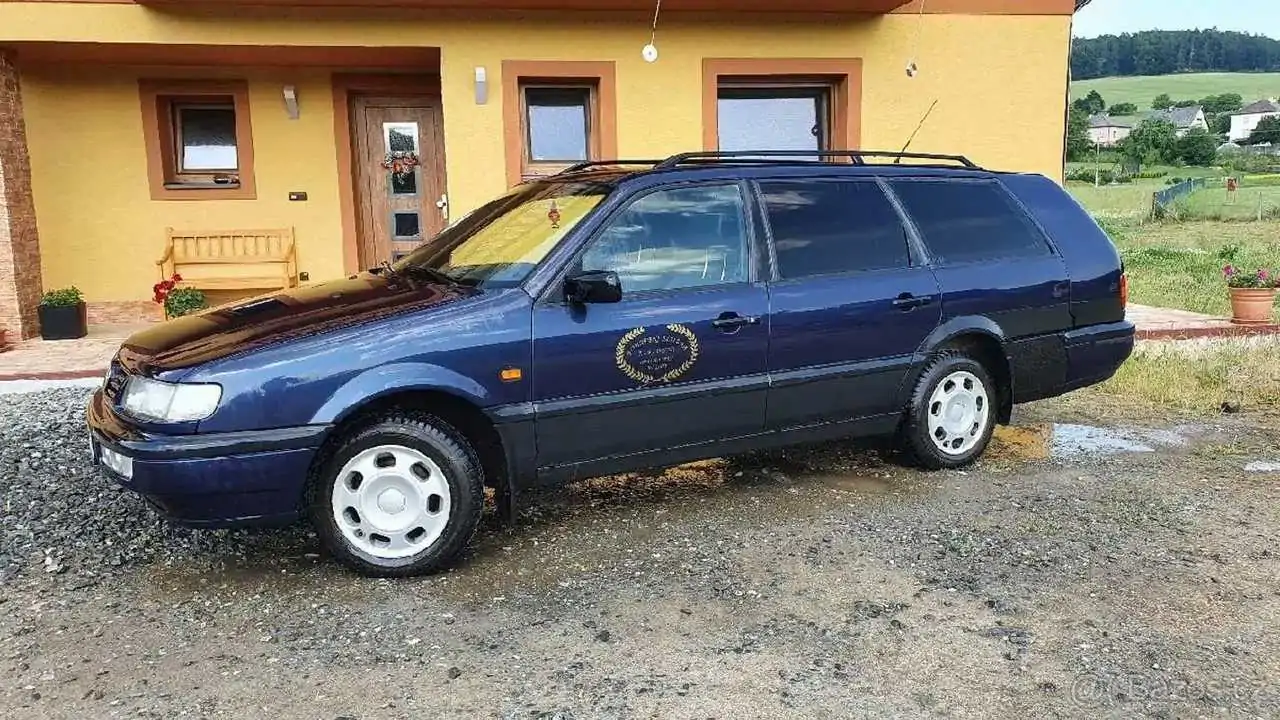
[38,302,88,341]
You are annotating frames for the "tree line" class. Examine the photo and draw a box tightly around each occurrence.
[1071,29,1280,80]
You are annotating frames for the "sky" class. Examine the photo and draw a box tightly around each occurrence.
[1073,0,1280,39]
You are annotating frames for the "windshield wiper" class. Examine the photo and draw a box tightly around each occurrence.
[397,264,475,289]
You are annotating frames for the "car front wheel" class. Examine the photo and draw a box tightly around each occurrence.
[902,351,998,470]
[308,412,484,577]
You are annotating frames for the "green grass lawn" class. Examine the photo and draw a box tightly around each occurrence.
[1067,179,1166,218]
[1173,184,1280,221]
[1070,72,1280,108]
[1105,220,1280,316]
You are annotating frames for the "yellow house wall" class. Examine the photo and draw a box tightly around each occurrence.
[22,66,346,301]
[3,4,1071,305]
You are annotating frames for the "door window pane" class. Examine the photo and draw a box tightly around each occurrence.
[580,185,749,294]
[760,180,911,279]
[524,87,590,162]
[393,212,421,239]
[384,123,419,153]
[177,105,238,171]
[889,180,1052,265]
[717,88,828,156]
[390,169,418,196]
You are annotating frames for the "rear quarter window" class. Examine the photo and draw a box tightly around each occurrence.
[888,179,1052,265]
[758,179,912,280]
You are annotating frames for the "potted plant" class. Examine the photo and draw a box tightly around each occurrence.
[153,274,208,319]
[1224,265,1279,324]
[38,286,88,340]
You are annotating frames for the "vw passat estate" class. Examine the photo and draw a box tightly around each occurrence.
[88,150,1135,577]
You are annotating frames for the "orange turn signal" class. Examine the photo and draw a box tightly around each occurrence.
[500,367,523,382]
[1119,272,1129,309]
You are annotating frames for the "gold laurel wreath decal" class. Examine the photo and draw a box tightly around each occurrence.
[614,324,700,385]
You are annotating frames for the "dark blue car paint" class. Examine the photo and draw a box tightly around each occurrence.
[87,162,1135,528]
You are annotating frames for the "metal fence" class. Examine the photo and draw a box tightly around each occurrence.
[1151,177,1207,212]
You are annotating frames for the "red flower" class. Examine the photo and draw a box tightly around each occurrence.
[173,273,183,282]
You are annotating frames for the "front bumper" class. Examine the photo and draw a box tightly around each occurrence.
[87,390,331,528]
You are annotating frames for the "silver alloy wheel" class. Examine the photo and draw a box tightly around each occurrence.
[330,444,452,560]
[926,370,990,456]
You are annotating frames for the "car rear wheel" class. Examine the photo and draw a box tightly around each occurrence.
[308,412,484,577]
[902,351,998,470]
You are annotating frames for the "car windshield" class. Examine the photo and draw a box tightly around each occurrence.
[392,181,611,289]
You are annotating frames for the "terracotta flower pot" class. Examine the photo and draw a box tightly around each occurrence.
[1229,287,1277,325]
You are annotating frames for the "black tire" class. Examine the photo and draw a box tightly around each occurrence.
[901,351,999,471]
[307,412,484,578]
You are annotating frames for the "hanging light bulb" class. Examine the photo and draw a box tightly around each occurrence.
[642,44,659,63]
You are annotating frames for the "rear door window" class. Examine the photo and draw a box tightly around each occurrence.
[888,179,1052,265]
[758,179,911,280]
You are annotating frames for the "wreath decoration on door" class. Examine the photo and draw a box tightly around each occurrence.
[382,151,420,178]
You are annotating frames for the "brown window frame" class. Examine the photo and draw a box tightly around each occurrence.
[502,61,617,187]
[520,83,597,178]
[139,79,256,201]
[703,59,862,154]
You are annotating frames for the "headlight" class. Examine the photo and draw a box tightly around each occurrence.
[120,377,222,423]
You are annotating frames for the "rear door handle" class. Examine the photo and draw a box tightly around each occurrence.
[711,312,760,330]
[893,293,934,310]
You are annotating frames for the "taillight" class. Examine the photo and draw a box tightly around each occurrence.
[1119,272,1129,309]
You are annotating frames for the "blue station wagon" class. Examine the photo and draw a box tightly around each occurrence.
[88,150,1135,577]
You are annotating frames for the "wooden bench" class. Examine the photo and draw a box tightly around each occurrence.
[157,228,298,292]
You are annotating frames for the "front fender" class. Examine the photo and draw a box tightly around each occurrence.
[310,362,492,425]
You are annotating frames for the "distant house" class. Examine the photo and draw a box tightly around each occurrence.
[1229,99,1280,143]
[1147,105,1209,137]
[1087,114,1133,146]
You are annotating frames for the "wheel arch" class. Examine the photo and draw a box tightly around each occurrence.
[899,316,1014,424]
[310,366,508,492]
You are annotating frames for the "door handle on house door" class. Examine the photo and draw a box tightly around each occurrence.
[435,194,449,221]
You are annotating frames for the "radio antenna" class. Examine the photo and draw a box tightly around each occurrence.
[895,98,939,163]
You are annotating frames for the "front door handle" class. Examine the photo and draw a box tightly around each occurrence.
[711,312,760,330]
[893,293,934,310]
[1052,281,1070,299]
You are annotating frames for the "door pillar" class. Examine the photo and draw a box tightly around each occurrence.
[0,50,42,340]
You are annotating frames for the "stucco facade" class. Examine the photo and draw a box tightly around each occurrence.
[0,0,1076,334]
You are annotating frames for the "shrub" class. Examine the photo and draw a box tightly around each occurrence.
[152,274,208,318]
[40,287,83,307]
[164,287,208,318]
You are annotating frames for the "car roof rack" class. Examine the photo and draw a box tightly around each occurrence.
[557,159,667,175]
[654,149,979,169]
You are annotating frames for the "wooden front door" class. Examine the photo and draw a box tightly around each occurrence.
[351,95,448,267]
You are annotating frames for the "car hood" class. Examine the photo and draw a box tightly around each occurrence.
[118,272,473,376]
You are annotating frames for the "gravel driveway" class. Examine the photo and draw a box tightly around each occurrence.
[1,388,1278,719]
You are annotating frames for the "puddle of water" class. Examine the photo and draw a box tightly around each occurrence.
[1243,460,1280,473]
[1049,423,1187,459]
[992,423,1189,461]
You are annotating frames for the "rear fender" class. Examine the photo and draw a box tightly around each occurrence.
[892,315,1009,415]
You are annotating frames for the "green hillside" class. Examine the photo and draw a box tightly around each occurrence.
[1070,72,1280,109]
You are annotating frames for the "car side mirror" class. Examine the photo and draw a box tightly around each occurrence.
[564,270,622,305]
